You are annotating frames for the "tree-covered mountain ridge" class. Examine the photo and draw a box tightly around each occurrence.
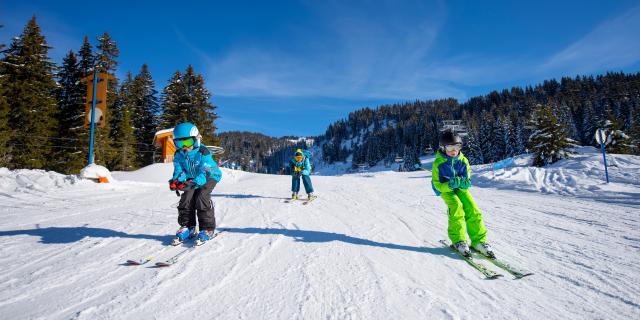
[314,71,639,171]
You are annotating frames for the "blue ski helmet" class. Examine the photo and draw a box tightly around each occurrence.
[173,122,200,148]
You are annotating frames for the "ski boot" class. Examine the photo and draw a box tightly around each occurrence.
[291,192,298,200]
[453,241,471,257]
[195,229,215,246]
[472,242,496,259]
[307,193,317,201]
[172,226,196,246]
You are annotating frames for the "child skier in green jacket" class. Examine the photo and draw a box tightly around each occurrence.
[431,130,494,258]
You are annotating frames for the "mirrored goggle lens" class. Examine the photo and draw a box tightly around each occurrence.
[444,144,462,152]
[295,156,302,161]
[174,137,194,148]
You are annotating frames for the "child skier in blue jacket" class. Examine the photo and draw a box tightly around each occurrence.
[431,130,494,258]
[169,122,222,246]
[290,149,316,201]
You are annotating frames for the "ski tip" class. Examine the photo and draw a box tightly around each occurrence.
[155,262,171,267]
[125,260,142,265]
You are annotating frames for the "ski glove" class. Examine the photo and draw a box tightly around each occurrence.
[448,177,471,190]
[169,179,179,191]
[448,177,461,189]
[459,178,471,190]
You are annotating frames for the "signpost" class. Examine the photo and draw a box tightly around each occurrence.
[82,70,114,165]
[595,128,610,183]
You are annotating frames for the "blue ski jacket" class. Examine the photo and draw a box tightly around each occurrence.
[431,150,470,196]
[172,146,222,186]
[290,157,312,176]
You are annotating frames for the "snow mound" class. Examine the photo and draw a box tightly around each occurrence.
[0,167,81,193]
[473,147,640,202]
[79,164,114,182]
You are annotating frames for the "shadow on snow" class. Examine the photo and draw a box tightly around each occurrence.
[0,225,172,245]
[213,193,287,200]
[219,227,450,256]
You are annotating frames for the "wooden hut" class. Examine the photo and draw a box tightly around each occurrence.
[153,128,176,163]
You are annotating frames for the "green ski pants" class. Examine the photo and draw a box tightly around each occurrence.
[440,189,487,246]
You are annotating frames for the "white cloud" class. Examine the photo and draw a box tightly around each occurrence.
[543,5,640,74]
[197,0,460,101]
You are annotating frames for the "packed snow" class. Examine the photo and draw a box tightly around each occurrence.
[0,148,639,319]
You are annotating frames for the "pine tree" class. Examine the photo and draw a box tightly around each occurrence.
[502,115,517,158]
[55,50,88,173]
[160,65,219,146]
[1,16,58,169]
[159,70,186,128]
[601,116,632,154]
[630,108,640,154]
[0,25,10,166]
[78,36,94,77]
[184,65,219,146]
[479,111,495,163]
[463,123,484,165]
[94,32,119,168]
[512,116,528,155]
[131,64,159,165]
[528,104,575,167]
[493,115,506,160]
[111,72,138,170]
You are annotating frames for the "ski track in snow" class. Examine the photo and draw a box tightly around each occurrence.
[0,160,639,319]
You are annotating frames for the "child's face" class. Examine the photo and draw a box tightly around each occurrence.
[445,149,459,157]
[444,144,461,157]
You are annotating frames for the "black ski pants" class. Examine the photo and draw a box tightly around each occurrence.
[177,178,217,230]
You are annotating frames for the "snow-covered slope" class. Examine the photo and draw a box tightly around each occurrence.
[471,147,640,205]
[0,149,639,319]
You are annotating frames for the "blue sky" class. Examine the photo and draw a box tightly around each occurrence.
[2,0,640,137]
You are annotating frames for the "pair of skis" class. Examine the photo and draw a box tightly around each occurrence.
[126,233,219,267]
[439,239,533,279]
[284,196,317,205]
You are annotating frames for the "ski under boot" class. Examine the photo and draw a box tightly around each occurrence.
[472,242,496,259]
[453,241,471,257]
[195,229,214,246]
[171,226,196,246]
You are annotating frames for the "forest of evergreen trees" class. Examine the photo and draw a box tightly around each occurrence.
[218,132,309,174]
[318,72,640,169]
[0,17,219,174]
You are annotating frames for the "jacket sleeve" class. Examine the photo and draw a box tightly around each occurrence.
[431,160,452,194]
[172,154,186,182]
[302,158,311,175]
[464,157,471,180]
[194,153,222,185]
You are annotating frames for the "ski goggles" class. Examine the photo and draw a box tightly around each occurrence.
[174,137,195,148]
[444,144,462,152]
[295,155,303,161]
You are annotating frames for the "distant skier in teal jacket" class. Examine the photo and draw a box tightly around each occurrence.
[169,122,222,246]
[431,130,494,258]
[290,148,316,201]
